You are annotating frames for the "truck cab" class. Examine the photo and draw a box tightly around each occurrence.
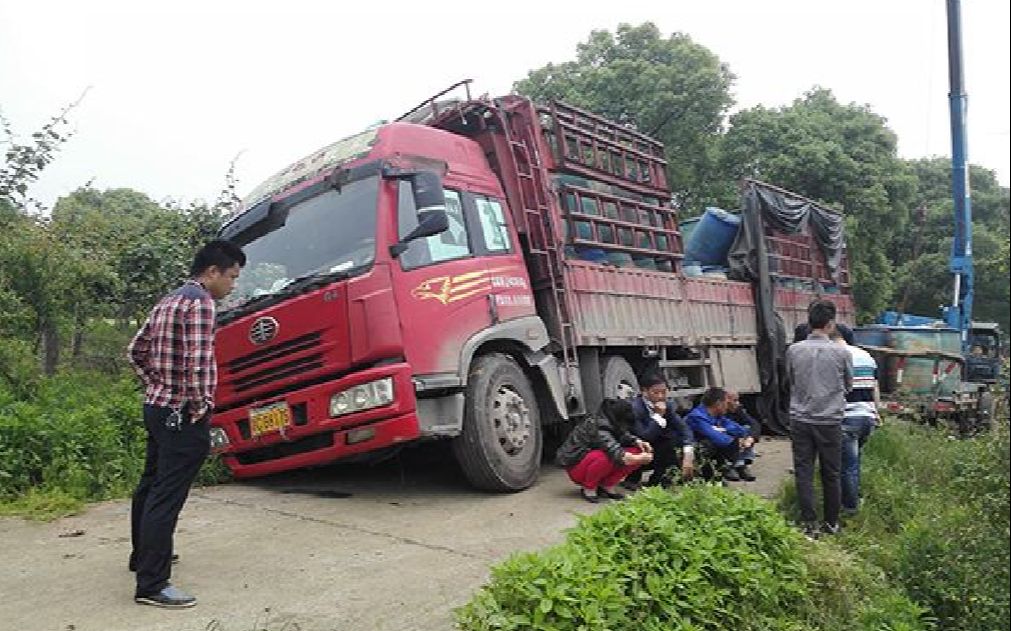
[965,322,1002,384]
[210,122,556,486]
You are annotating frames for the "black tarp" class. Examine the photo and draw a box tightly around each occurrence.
[726,180,846,435]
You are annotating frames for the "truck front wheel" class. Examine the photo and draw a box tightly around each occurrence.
[452,353,542,491]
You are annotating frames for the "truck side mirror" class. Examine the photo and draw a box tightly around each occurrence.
[411,171,445,214]
[390,171,449,258]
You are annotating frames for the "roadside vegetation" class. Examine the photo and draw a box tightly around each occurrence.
[457,410,1009,631]
[0,364,230,520]
[778,413,1010,631]
[456,485,928,631]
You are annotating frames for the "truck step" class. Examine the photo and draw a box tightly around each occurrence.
[658,359,711,368]
[669,387,706,398]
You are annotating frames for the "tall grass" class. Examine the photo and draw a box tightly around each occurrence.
[780,415,1010,631]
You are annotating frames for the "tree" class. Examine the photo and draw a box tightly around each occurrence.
[897,158,1011,331]
[0,91,85,213]
[514,22,736,211]
[1,96,234,376]
[51,187,227,328]
[721,88,919,320]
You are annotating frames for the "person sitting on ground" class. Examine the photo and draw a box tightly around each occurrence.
[725,389,759,480]
[556,398,654,503]
[685,387,757,482]
[627,373,696,488]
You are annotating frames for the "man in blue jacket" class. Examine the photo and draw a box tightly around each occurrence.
[626,373,695,487]
[685,387,757,482]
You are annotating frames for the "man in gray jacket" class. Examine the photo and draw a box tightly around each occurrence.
[786,300,852,539]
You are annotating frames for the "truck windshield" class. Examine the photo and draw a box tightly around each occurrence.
[221,176,379,312]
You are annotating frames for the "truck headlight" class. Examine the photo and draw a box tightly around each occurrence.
[209,426,230,450]
[329,377,395,417]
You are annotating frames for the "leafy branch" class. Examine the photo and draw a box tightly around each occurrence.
[0,87,90,212]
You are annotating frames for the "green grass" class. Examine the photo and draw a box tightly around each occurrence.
[0,370,231,520]
[779,415,1010,631]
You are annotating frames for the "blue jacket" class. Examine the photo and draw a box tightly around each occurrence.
[631,395,694,447]
[685,405,749,448]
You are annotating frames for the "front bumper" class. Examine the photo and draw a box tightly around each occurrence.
[212,363,420,479]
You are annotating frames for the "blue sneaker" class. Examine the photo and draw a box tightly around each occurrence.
[135,585,197,608]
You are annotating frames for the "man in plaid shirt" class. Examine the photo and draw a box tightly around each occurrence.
[127,239,244,608]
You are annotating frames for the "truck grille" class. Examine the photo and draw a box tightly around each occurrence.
[226,332,326,393]
[228,332,322,373]
[231,353,326,392]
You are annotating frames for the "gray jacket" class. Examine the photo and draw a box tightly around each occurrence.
[786,333,853,425]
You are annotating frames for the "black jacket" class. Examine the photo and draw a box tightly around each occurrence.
[630,395,694,447]
[556,413,638,467]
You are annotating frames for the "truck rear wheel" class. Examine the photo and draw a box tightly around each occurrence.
[452,353,542,491]
[601,356,639,401]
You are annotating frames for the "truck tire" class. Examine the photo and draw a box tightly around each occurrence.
[452,353,542,491]
[977,391,995,432]
[601,356,639,401]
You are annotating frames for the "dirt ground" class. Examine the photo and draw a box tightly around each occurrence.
[0,437,794,631]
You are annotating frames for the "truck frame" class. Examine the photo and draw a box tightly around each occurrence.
[209,83,853,490]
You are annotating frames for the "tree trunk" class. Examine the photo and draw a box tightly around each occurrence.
[72,310,86,359]
[40,318,60,376]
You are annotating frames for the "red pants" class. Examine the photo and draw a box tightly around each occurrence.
[567,448,643,490]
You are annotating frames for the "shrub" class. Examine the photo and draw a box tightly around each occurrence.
[456,486,928,631]
[0,371,230,519]
[833,419,1011,631]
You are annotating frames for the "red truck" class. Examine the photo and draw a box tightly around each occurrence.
[210,82,854,490]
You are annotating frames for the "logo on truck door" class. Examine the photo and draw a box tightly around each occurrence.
[412,267,526,305]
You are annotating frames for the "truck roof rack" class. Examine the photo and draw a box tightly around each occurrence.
[395,79,475,125]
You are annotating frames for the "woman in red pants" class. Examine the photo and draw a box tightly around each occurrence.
[556,398,654,503]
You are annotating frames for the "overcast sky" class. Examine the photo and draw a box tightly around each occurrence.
[1,0,1008,210]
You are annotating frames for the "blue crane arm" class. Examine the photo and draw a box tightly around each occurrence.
[943,0,974,347]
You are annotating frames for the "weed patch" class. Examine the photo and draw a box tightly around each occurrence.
[827,419,1011,631]
[457,485,927,631]
[0,371,230,519]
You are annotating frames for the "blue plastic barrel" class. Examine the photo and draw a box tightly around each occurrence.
[684,207,741,267]
[679,217,700,245]
[633,256,658,271]
[606,252,635,268]
[577,247,608,264]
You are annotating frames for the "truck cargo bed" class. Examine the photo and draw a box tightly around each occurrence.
[562,260,854,347]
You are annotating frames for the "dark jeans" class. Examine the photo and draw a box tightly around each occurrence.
[697,440,741,479]
[790,420,842,526]
[841,416,874,511]
[626,436,681,486]
[706,440,740,465]
[131,404,210,597]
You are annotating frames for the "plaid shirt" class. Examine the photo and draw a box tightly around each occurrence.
[128,280,217,417]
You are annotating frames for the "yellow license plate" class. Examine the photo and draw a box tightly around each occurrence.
[250,403,291,437]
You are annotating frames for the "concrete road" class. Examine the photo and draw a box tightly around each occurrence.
[0,438,792,631]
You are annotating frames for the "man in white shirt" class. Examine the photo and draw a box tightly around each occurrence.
[831,327,881,517]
